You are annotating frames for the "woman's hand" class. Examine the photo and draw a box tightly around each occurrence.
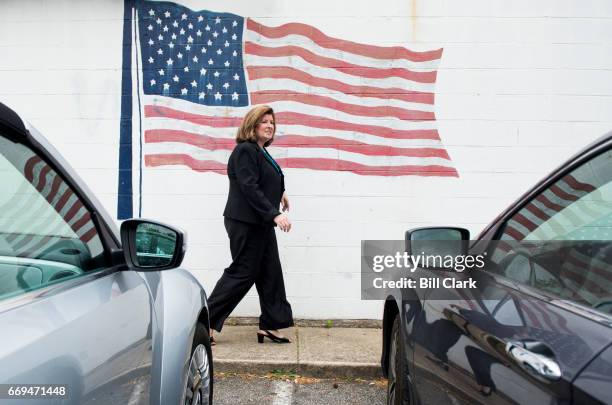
[274,213,292,232]
[281,192,290,212]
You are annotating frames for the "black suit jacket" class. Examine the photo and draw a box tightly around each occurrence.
[223,141,285,225]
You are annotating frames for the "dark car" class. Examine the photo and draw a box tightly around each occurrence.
[382,132,612,404]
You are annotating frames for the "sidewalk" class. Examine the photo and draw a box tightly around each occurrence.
[211,325,383,378]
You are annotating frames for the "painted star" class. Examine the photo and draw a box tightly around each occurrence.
[232,50,237,57]
[233,73,239,80]
[163,83,170,90]
[196,30,202,37]
[164,11,171,18]
[214,91,222,100]
[216,49,222,55]
[222,27,227,33]
[212,31,219,38]
[184,66,190,72]
[158,34,163,41]
[200,68,207,75]
[213,71,220,77]
[168,42,174,49]
[223,82,230,89]
[192,55,198,62]
[157,48,163,55]
[224,60,230,67]
[198,15,204,22]
[232,20,238,27]
[181,13,188,20]
[172,20,179,28]
[207,39,213,46]
[148,9,155,16]
[173,75,179,82]
[224,40,229,47]
[185,44,191,51]
[201,47,207,53]
[177,52,183,59]
[171,33,177,40]
[180,28,186,35]
[187,35,194,43]
[191,80,198,87]
[148,56,154,63]
[163,25,169,32]
[205,25,211,31]
[208,58,213,65]
[158,69,165,75]
[147,24,153,31]
[188,23,193,30]
[198,91,205,99]
[156,18,162,25]
[232,92,239,100]
[150,79,156,86]
[181,88,188,95]
[206,83,213,90]
[215,17,221,24]
[148,39,154,46]
[166,58,173,66]
[231,34,237,41]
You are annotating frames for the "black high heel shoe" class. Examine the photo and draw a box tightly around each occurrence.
[257,330,291,344]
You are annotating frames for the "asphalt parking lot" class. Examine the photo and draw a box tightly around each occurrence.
[214,373,386,405]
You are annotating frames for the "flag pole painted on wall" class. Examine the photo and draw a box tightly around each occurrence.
[118,0,145,219]
[117,0,135,220]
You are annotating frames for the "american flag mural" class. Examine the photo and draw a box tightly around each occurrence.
[117,0,456,218]
[0,139,103,260]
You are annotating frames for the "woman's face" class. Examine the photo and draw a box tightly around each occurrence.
[255,113,275,144]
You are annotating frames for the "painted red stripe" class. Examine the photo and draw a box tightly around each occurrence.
[277,112,438,140]
[147,105,441,140]
[562,174,596,193]
[145,154,227,174]
[145,130,451,159]
[504,225,526,241]
[55,188,74,213]
[145,105,242,127]
[46,175,63,205]
[13,234,35,251]
[80,227,97,243]
[512,213,538,232]
[245,42,437,83]
[246,66,435,104]
[246,19,443,62]
[71,212,92,233]
[524,202,550,223]
[35,164,51,192]
[146,153,458,177]
[63,201,85,223]
[535,194,564,214]
[251,91,435,121]
[26,235,54,257]
[549,184,580,203]
[24,156,42,183]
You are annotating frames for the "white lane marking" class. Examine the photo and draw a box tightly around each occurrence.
[127,377,148,405]
[272,380,293,405]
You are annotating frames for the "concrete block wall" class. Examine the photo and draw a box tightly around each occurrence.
[1,0,611,319]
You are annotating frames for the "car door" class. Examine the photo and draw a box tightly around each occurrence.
[412,146,612,404]
[0,133,154,404]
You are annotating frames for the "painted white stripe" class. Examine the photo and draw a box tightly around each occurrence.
[144,142,453,167]
[246,54,436,92]
[271,380,293,405]
[143,119,444,148]
[248,78,436,113]
[244,29,441,71]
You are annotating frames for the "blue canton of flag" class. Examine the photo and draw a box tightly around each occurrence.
[138,2,248,106]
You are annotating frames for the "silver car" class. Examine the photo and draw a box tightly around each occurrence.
[0,102,213,404]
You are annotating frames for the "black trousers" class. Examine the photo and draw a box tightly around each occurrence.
[208,217,294,332]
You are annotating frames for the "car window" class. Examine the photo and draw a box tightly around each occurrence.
[491,149,612,314]
[0,135,109,301]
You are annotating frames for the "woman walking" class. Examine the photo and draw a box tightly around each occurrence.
[207,105,294,344]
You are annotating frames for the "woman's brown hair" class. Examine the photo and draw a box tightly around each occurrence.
[235,105,276,147]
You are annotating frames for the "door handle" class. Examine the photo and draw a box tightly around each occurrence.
[505,341,561,382]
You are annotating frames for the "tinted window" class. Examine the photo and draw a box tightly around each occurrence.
[492,149,612,314]
[0,136,108,301]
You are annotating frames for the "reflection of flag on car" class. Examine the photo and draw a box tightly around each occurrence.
[117,0,456,218]
[0,148,102,259]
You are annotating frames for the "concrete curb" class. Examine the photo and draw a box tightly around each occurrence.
[214,359,383,379]
[225,317,382,329]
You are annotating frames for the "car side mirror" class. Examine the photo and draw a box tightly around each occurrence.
[405,227,470,258]
[120,219,186,271]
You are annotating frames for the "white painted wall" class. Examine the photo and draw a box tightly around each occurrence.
[1,0,611,319]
